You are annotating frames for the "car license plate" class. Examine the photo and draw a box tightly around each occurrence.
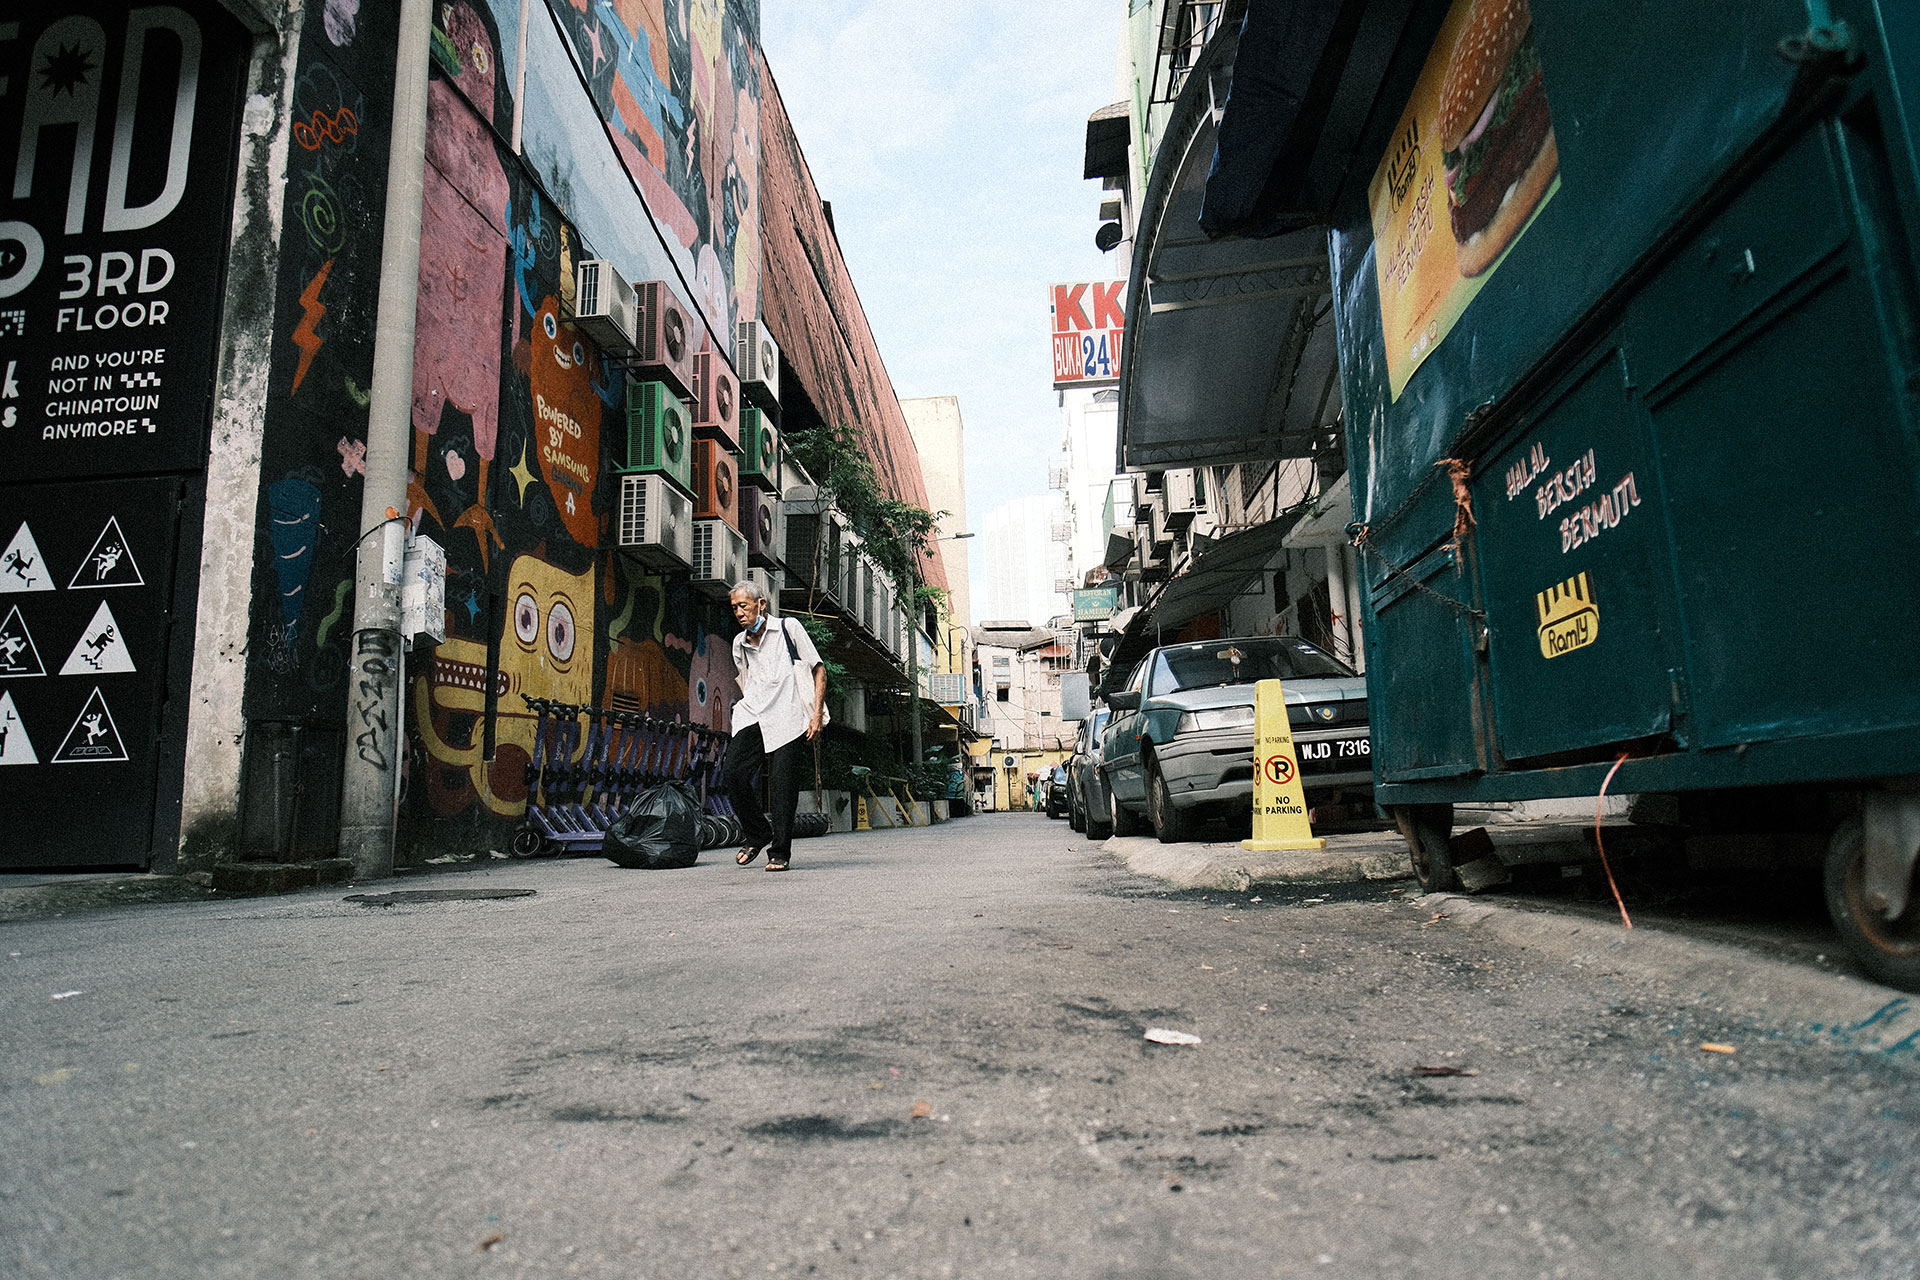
[1296,737,1371,771]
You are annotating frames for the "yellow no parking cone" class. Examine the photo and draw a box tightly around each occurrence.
[1241,678,1326,852]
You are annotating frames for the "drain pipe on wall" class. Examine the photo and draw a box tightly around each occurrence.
[338,0,434,880]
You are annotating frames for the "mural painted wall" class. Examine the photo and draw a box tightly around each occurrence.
[245,0,759,848]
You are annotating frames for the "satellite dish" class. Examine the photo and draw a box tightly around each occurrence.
[1094,221,1123,252]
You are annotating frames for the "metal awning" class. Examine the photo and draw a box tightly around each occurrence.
[1150,514,1299,631]
[1118,0,1427,472]
[1282,471,1352,548]
[1094,514,1300,695]
[1083,102,1131,181]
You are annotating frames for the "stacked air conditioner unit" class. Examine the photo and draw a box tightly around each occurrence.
[738,408,780,491]
[690,436,739,531]
[1146,491,1171,550]
[690,518,747,597]
[572,259,637,351]
[747,567,783,616]
[734,318,781,410]
[633,280,697,397]
[870,566,894,651]
[742,487,784,568]
[690,350,740,449]
[620,380,693,493]
[1163,467,1204,528]
[616,473,693,570]
[824,515,856,606]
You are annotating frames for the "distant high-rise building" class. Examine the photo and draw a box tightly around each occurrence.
[982,495,1067,626]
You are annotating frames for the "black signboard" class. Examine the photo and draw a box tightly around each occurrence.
[0,2,248,481]
[0,475,181,866]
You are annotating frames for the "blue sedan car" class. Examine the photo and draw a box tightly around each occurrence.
[1100,636,1372,843]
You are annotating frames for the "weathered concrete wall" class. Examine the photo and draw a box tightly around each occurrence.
[178,6,309,871]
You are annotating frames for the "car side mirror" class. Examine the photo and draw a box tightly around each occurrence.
[1107,691,1140,710]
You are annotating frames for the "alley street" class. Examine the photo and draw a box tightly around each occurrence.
[5,813,1917,1279]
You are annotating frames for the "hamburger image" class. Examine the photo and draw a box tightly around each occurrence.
[1437,0,1559,277]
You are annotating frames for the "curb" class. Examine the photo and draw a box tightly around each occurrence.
[1101,832,1409,890]
[1421,892,1920,1060]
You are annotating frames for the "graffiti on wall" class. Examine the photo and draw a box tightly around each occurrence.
[247,0,752,833]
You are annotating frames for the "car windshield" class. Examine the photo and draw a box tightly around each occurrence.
[1148,638,1352,694]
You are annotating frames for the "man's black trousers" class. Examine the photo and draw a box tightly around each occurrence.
[723,723,804,859]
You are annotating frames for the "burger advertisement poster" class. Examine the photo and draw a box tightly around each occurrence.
[1369,0,1562,399]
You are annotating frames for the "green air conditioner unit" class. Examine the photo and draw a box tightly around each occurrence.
[620,379,692,494]
[739,407,781,490]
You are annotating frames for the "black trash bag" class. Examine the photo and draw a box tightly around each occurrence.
[605,783,701,869]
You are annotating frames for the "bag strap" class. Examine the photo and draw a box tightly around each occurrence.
[781,617,802,665]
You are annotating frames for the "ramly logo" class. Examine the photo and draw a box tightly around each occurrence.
[1536,573,1598,660]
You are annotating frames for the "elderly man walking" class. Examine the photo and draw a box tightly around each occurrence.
[724,580,827,872]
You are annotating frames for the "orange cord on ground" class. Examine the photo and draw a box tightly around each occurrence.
[1596,753,1634,929]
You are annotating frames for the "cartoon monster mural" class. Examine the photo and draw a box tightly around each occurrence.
[415,552,596,816]
[410,0,510,566]
[687,625,737,730]
[528,295,605,549]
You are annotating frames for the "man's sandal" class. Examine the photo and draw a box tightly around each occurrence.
[765,858,789,872]
[736,845,763,866]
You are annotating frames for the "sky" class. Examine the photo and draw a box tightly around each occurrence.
[759,1,1125,618]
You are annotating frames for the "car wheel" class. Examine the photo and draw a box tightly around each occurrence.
[1391,803,1457,893]
[1110,783,1146,837]
[1148,764,1188,844]
[1069,788,1085,832]
[1824,816,1920,992]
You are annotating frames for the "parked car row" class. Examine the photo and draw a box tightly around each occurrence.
[1041,635,1375,845]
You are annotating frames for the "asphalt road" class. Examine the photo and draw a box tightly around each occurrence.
[4,813,1916,1279]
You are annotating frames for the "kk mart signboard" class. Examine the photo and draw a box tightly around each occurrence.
[1050,281,1125,389]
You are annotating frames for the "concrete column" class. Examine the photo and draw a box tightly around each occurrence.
[176,14,305,871]
[338,0,433,880]
[1324,543,1348,667]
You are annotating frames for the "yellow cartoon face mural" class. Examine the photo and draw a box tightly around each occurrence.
[415,553,596,817]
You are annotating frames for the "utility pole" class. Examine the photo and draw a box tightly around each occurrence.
[908,587,922,765]
[338,0,434,880]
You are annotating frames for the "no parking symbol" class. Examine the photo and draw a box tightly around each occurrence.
[1264,754,1295,786]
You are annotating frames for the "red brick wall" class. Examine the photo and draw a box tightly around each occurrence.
[757,59,946,590]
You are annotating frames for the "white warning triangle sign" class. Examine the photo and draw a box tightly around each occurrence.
[60,601,135,676]
[0,605,47,678]
[0,523,56,594]
[0,692,38,765]
[53,687,130,764]
[68,517,145,590]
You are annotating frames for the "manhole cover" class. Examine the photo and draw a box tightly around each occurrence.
[343,888,537,906]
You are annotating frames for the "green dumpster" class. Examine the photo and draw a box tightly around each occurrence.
[1328,0,1920,983]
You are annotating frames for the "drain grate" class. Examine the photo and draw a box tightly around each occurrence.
[344,888,537,906]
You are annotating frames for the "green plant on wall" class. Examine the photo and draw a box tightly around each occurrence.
[788,420,944,589]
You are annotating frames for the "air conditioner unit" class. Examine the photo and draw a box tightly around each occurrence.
[616,474,693,570]
[690,517,747,597]
[573,259,637,351]
[782,509,825,597]
[619,380,693,493]
[833,522,861,612]
[690,350,740,448]
[1147,493,1171,548]
[739,408,780,491]
[743,487,785,568]
[690,437,740,530]
[1163,467,1203,528]
[633,280,697,397]
[870,568,894,649]
[734,318,781,409]
[748,567,783,615]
